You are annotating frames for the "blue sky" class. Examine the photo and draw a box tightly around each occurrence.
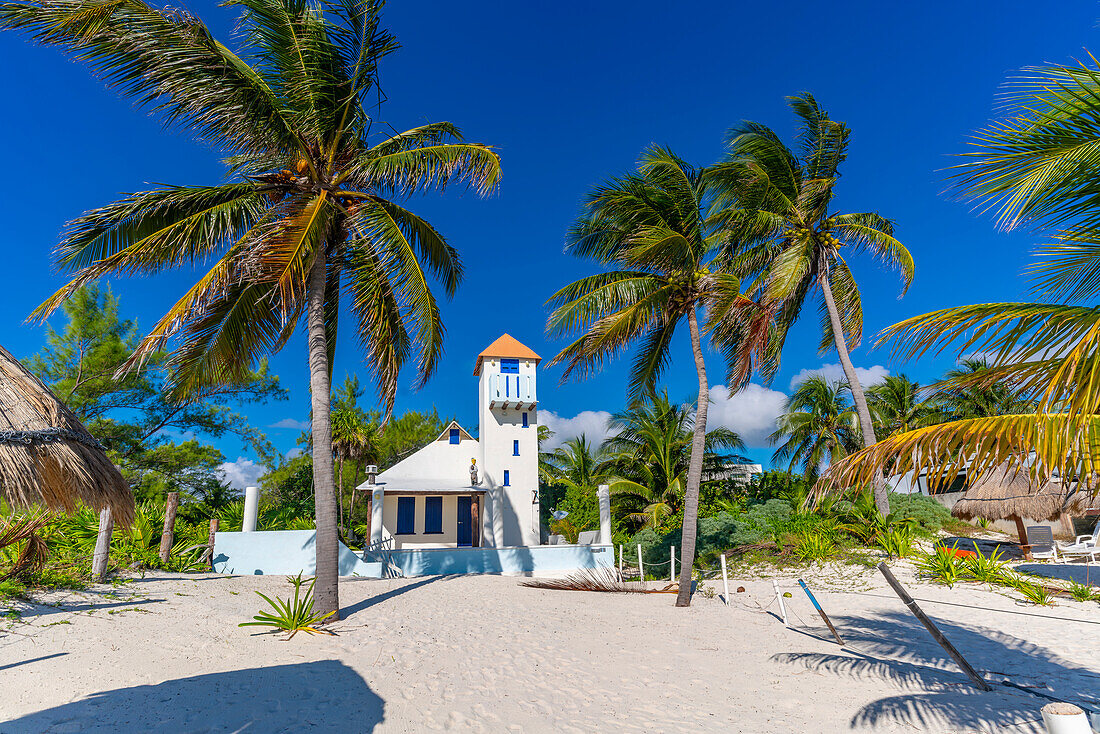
[0,1,1095,483]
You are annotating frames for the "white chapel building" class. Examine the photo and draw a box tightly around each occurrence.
[359,334,542,549]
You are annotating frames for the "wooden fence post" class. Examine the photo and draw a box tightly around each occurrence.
[91,505,112,582]
[207,517,219,571]
[637,544,644,581]
[877,562,991,691]
[158,492,179,564]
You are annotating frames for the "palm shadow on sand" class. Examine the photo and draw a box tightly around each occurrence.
[773,610,1100,731]
[2,660,384,733]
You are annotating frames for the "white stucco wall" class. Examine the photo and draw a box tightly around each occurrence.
[380,493,486,549]
[478,356,540,547]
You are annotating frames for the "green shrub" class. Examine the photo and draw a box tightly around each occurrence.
[876,528,914,559]
[962,547,1007,584]
[1016,583,1056,606]
[916,546,965,586]
[1067,581,1100,602]
[239,574,335,639]
[794,532,836,562]
[888,493,953,535]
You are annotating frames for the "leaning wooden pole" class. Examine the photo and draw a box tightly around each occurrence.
[798,579,842,645]
[877,562,991,691]
[91,505,112,582]
[158,492,179,564]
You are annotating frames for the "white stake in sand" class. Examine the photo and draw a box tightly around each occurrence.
[774,580,788,626]
[720,553,730,605]
[670,545,676,581]
[618,544,623,577]
[637,544,644,581]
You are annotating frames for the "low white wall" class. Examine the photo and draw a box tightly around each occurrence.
[365,544,614,577]
[213,530,381,577]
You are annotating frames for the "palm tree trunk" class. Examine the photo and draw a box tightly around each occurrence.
[347,461,361,537]
[307,247,340,619]
[676,308,709,607]
[819,273,888,514]
[337,457,345,535]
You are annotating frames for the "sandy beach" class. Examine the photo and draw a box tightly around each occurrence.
[1,565,1098,733]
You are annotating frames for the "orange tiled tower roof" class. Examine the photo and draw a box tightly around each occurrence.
[473,334,541,376]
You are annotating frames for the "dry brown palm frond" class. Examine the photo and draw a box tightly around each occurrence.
[0,511,52,580]
[0,344,131,525]
[520,567,680,594]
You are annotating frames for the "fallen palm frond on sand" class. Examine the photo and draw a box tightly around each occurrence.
[0,511,51,580]
[520,568,681,593]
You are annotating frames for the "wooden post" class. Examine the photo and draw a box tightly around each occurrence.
[618,544,623,577]
[720,553,730,606]
[1014,516,1033,560]
[670,545,676,582]
[207,517,219,571]
[877,562,991,691]
[637,544,644,581]
[471,495,480,548]
[91,505,112,582]
[158,492,179,564]
[798,579,844,646]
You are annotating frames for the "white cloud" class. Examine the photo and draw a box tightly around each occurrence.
[219,457,267,490]
[706,383,788,446]
[269,418,310,430]
[788,363,890,391]
[540,410,617,451]
[285,447,304,460]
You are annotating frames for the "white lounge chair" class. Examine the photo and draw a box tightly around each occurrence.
[576,530,599,545]
[1058,522,1100,562]
[1025,526,1059,561]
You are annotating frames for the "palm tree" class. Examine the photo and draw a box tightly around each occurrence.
[929,359,1034,421]
[713,94,914,513]
[603,392,744,530]
[5,0,501,617]
[823,59,1100,494]
[867,374,936,438]
[770,376,861,482]
[331,403,376,534]
[547,148,767,607]
[543,435,612,491]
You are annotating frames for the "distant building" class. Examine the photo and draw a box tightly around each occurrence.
[358,334,541,549]
[711,462,763,484]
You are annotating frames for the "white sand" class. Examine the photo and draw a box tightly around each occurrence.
[1,563,1098,733]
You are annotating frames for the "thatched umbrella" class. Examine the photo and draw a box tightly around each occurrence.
[0,344,132,525]
[951,463,1093,549]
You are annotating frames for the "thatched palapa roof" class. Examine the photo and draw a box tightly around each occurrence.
[951,463,1094,522]
[0,344,132,524]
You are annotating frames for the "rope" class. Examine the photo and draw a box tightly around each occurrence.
[0,428,105,452]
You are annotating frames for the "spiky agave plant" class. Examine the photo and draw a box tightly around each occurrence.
[0,0,500,618]
[240,573,336,639]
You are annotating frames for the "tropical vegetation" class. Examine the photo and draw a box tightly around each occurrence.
[1,0,500,617]
[710,94,914,514]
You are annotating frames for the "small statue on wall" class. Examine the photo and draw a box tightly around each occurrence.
[470,458,481,486]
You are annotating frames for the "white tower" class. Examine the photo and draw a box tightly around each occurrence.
[474,335,541,547]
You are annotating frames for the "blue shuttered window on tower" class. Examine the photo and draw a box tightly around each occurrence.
[396,496,415,534]
[449,427,460,444]
[503,470,510,486]
[424,496,443,534]
[513,439,520,456]
[522,412,528,428]
[500,358,519,374]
